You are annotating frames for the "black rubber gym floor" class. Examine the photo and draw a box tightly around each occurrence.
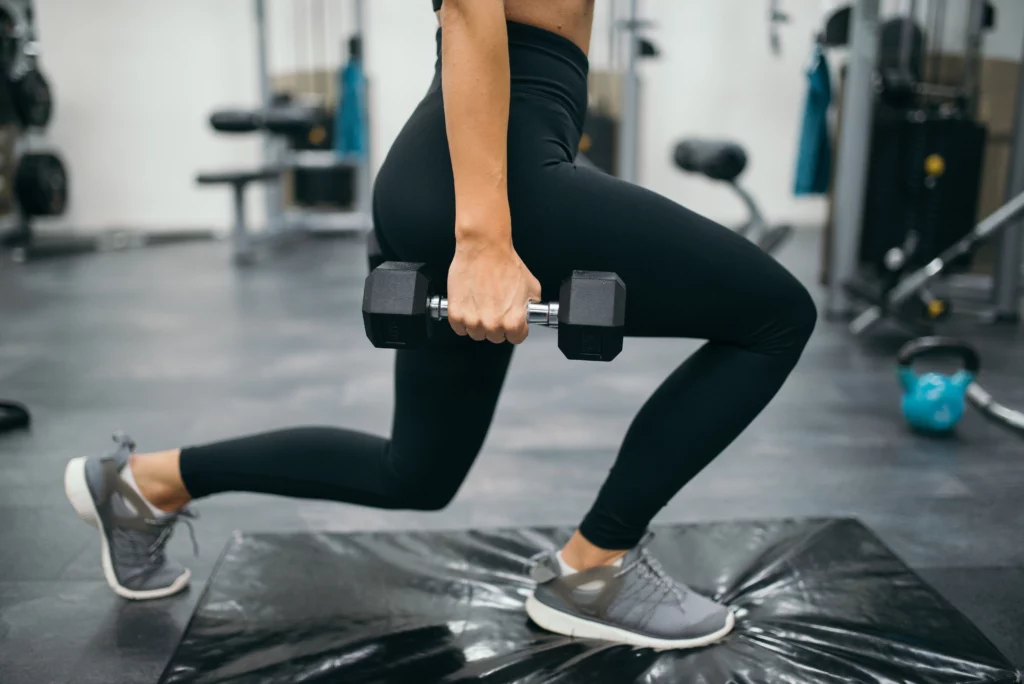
[1,230,1022,683]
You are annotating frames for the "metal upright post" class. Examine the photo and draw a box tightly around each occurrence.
[827,0,880,317]
[617,0,639,184]
[354,0,372,228]
[254,0,271,112]
[254,0,282,231]
[354,0,364,38]
[962,0,986,119]
[992,32,1024,323]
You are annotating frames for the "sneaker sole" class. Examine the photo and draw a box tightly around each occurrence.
[525,593,735,650]
[63,457,190,601]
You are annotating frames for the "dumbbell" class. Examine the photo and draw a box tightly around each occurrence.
[362,261,626,361]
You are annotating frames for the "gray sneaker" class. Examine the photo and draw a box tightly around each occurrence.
[525,533,735,650]
[63,433,195,600]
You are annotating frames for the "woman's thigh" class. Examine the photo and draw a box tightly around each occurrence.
[509,161,815,347]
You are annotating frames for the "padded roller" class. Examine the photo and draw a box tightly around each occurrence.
[673,139,748,182]
[210,107,324,135]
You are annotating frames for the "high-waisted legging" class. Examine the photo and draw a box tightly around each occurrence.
[179,22,817,550]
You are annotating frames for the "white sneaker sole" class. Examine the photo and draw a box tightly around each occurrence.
[525,593,735,650]
[63,456,190,601]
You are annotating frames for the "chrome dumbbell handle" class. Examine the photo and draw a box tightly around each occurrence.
[427,296,560,328]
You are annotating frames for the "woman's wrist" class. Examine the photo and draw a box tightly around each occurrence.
[454,199,512,245]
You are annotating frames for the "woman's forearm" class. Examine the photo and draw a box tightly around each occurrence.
[440,0,511,245]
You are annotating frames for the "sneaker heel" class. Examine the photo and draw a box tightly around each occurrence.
[64,457,99,528]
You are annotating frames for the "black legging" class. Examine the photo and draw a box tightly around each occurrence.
[179,22,816,550]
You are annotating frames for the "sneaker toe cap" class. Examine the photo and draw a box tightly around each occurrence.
[645,596,733,640]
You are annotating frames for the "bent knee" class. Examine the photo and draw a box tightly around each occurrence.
[789,281,818,342]
[387,466,462,512]
[404,487,458,512]
[746,275,817,355]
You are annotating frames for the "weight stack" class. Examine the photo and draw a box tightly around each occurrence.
[860,110,987,274]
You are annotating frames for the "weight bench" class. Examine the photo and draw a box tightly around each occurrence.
[196,168,283,265]
[198,105,368,265]
[673,139,792,254]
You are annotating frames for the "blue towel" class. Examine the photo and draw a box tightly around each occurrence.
[794,46,832,196]
[334,57,367,159]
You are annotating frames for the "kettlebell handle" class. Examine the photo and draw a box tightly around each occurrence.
[896,336,980,374]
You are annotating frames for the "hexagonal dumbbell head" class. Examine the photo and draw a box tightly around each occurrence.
[557,271,626,361]
[362,262,433,349]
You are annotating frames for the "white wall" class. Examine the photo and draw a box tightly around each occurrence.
[639,0,830,228]
[35,0,265,233]
[32,0,1024,234]
[983,0,1024,61]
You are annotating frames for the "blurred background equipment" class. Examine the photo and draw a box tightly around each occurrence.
[896,336,979,433]
[580,0,659,178]
[966,371,1024,437]
[0,0,214,261]
[821,0,1024,334]
[0,0,77,261]
[673,139,792,253]
[897,335,1024,438]
[767,0,790,55]
[198,0,371,265]
[848,188,1024,335]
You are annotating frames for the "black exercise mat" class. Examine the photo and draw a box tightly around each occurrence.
[160,519,1020,683]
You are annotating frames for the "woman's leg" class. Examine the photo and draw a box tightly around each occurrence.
[519,157,815,648]
[133,334,512,512]
[66,330,513,599]
[509,161,817,555]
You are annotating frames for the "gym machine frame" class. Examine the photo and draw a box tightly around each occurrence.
[255,0,372,238]
[199,0,373,265]
[828,0,1024,327]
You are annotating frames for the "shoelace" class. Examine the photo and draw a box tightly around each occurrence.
[112,509,199,567]
[613,533,688,606]
[111,430,136,456]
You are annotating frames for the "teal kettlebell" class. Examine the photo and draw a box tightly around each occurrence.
[896,337,980,434]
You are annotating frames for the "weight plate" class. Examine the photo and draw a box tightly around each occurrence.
[15,152,68,217]
[12,68,51,128]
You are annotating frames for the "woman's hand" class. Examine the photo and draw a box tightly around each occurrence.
[448,225,542,345]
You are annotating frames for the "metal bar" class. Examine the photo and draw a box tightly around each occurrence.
[730,181,764,240]
[232,181,251,262]
[254,0,271,114]
[992,30,1024,322]
[827,0,881,316]
[851,189,1024,334]
[254,0,283,231]
[933,0,947,83]
[607,0,618,71]
[617,0,639,184]
[431,296,560,327]
[899,0,917,78]
[354,0,372,224]
[967,383,1024,435]
[923,0,936,82]
[962,0,986,118]
[354,0,364,37]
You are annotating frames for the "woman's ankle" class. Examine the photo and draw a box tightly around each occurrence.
[560,530,628,571]
[129,450,192,513]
